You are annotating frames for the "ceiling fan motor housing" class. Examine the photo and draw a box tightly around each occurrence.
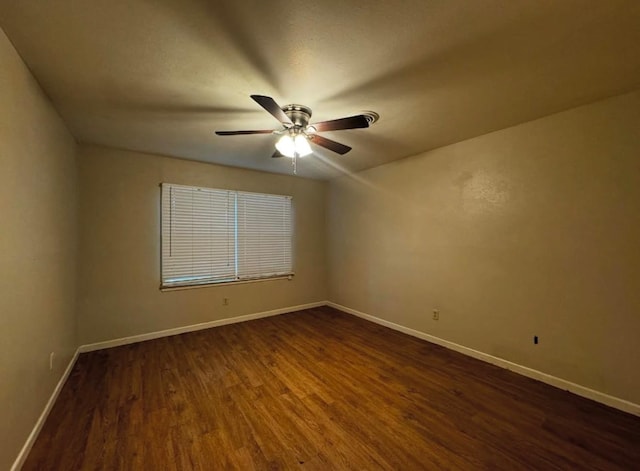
[282,104,312,129]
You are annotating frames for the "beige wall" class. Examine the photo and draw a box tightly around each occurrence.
[328,90,640,404]
[77,145,327,345]
[0,29,78,469]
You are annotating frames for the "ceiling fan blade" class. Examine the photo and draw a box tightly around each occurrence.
[310,135,352,155]
[251,95,293,125]
[215,130,274,136]
[310,115,369,132]
[272,150,285,158]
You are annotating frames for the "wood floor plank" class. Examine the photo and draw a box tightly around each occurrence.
[22,306,640,470]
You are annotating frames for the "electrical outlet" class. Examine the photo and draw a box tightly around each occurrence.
[223,298,229,306]
[49,352,55,371]
[432,309,440,320]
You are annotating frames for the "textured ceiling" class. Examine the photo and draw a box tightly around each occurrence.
[1,0,639,179]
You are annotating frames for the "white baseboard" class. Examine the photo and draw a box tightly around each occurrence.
[11,349,80,471]
[78,301,326,353]
[327,301,640,417]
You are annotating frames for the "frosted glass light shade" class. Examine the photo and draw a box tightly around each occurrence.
[294,135,312,157]
[276,135,296,157]
[275,134,313,158]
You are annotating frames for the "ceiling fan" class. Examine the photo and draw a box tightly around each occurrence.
[215,95,379,164]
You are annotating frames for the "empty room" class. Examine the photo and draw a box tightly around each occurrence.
[1,1,639,469]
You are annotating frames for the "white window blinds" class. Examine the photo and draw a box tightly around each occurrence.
[161,183,293,288]
[237,191,293,280]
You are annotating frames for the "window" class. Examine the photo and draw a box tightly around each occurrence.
[161,183,293,288]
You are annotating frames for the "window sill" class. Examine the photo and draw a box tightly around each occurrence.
[160,274,294,292]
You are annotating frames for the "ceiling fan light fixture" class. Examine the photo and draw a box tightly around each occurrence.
[275,133,312,158]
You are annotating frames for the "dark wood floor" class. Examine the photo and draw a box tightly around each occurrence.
[24,307,640,470]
